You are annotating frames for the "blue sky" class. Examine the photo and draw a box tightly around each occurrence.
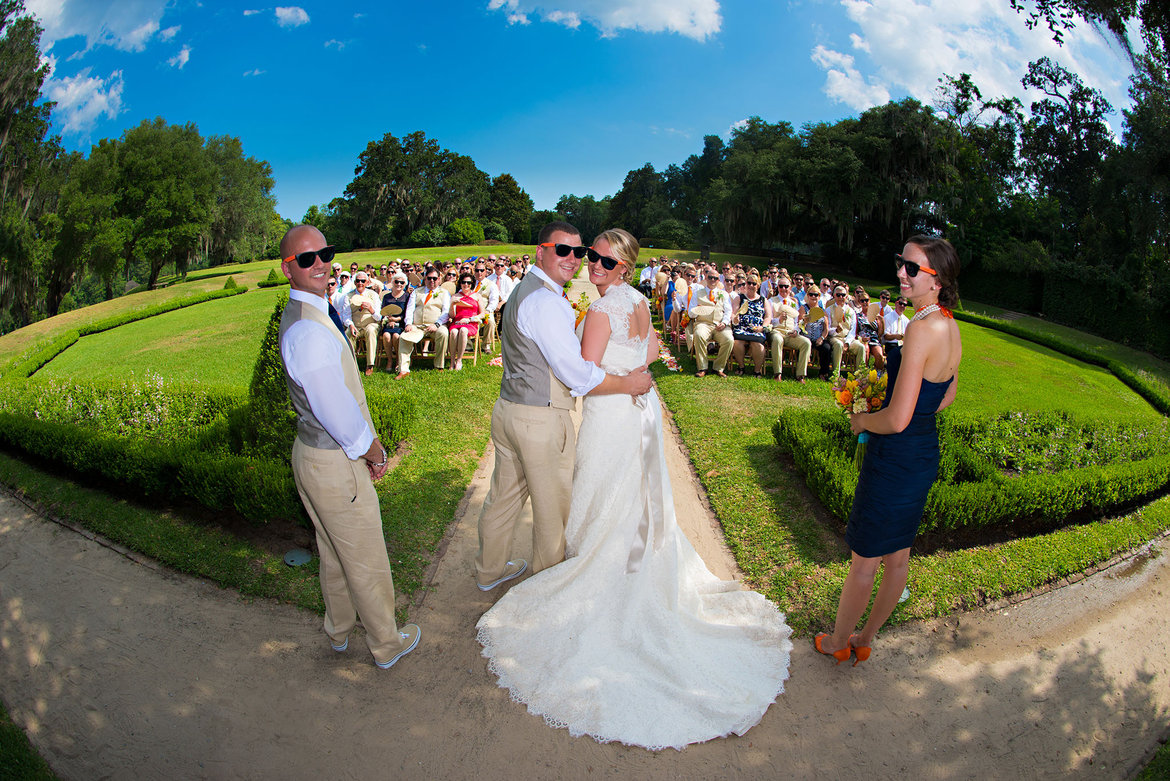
[27,0,1139,223]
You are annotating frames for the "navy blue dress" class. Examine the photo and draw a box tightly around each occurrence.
[845,348,953,557]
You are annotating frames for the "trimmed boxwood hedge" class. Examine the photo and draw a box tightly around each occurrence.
[773,406,1170,536]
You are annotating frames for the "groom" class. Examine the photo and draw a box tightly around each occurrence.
[475,221,653,591]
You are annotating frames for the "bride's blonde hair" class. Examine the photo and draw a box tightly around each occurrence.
[593,228,639,284]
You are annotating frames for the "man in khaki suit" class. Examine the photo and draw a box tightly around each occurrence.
[278,225,420,670]
[396,270,450,379]
[348,271,382,375]
[766,275,811,382]
[689,270,734,377]
[475,222,653,592]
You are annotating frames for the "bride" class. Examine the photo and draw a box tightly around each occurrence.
[476,228,792,751]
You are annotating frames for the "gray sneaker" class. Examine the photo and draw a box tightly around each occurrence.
[477,559,528,591]
[375,624,421,669]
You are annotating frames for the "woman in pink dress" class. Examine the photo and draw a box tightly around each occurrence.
[448,272,483,371]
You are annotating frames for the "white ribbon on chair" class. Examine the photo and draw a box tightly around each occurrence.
[626,391,671,574]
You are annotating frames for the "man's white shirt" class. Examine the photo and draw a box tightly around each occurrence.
[280,289,373,460]
[404,286,451,325]
[514,266,605,397]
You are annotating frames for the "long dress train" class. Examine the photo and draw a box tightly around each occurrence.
[476,282,792,751]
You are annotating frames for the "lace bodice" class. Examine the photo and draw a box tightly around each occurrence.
[587,283,649,375]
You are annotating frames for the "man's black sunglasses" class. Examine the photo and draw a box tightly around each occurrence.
[540,242,588,259]
[586,248,624,270]
[284,245,337,269]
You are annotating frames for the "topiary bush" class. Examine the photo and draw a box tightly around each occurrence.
[223,276,239,289]
[445,217,485,246]
[257,268,289,288]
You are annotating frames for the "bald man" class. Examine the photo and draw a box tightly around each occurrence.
[278,224,421,669]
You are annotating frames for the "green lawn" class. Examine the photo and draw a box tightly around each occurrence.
[40,287,283,387]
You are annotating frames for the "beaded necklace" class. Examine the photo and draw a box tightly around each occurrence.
[911,302,953,321]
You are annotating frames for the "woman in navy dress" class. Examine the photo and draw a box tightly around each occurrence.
[815,235,963,666]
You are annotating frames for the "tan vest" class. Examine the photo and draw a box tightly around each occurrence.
[279,295,375,451]
[349,289,380,330]
[770,295,800,332]
[499,273,574,410]
[413,288,447,326]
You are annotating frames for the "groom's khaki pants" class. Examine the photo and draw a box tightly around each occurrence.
[292,438,408,665]
[476,398,575,586]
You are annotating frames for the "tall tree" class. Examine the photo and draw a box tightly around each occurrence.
[555,194,610,244]
[487,173,533,242]
[202,135,277,265]
[606,163,670,238]
[342,131,490,247]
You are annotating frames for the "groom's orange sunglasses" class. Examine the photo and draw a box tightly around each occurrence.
[539,242,588,259]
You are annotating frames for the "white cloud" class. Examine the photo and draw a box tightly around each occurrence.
[811,44,889,109]
[275,6,310,27]
[243,9,262,15]
[27,0,170,52]
[167,44,190,69]
[812,0,1134,117]
[487,0,721,41]
[727,117,749,137]
[324,39,345,49]
[44,67,124,134]
[159,25,179,41]
[243,68,266,77]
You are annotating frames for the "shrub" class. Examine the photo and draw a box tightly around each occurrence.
[773,406,1170,537]
[645,219,696,249]
[482,220,509,242]
[445,217,485,246]
[406,226,444,247]
[239,292,297,459]
[223,276,239,289]
[257,268,289,288]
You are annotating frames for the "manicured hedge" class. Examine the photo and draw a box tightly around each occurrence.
[1,286,249,381]
[256,269,290,288]
[773,406,1170,536]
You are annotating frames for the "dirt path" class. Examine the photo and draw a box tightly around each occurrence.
[2,272,1168,779]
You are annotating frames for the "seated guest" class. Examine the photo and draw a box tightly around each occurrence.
[826,285,865,378]
[338,269,354,297]
[674,265,699,349]
[348,272,383,376]
[487,258,514,314]
[637,258,656,298]
[689,269,734,378]
[805,309,832,380]
[731,276,768,377]
[449,272,483,371]
[766,275,811,383]
[397,270,450,378]
[853,290,885,371]
[473,261,500,354]
[379,272,411,373]
[881,296,909,363]
[441,269,458,294]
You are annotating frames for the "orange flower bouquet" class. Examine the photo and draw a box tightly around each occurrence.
[832,369,887,468]
[571,292,592,329]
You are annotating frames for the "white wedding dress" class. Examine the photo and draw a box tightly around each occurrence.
[476,282,792,751]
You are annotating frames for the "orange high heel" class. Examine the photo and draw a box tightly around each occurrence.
[848,634,871,667]
[814,633,852,665]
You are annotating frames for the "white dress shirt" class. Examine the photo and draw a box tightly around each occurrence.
[883,309,909,344]
[329,289,354,328]
[280,290,374,460]
[487,272,514,302]
[515,266,605,397]
[475,278,500,312]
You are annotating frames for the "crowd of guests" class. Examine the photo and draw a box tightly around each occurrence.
[325,254,532,378]
[639,257,909,381]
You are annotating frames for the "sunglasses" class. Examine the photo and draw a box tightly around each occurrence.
[459,280,474,286]
[284,245,337,269]
[540,242,588,259]
[586,248,624,270]
[836,293,847,298]
[777,284,790,289]
[426,276,439,282]
[895,254,938,278]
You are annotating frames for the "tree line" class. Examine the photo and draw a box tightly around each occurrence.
[0,0,282,332]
